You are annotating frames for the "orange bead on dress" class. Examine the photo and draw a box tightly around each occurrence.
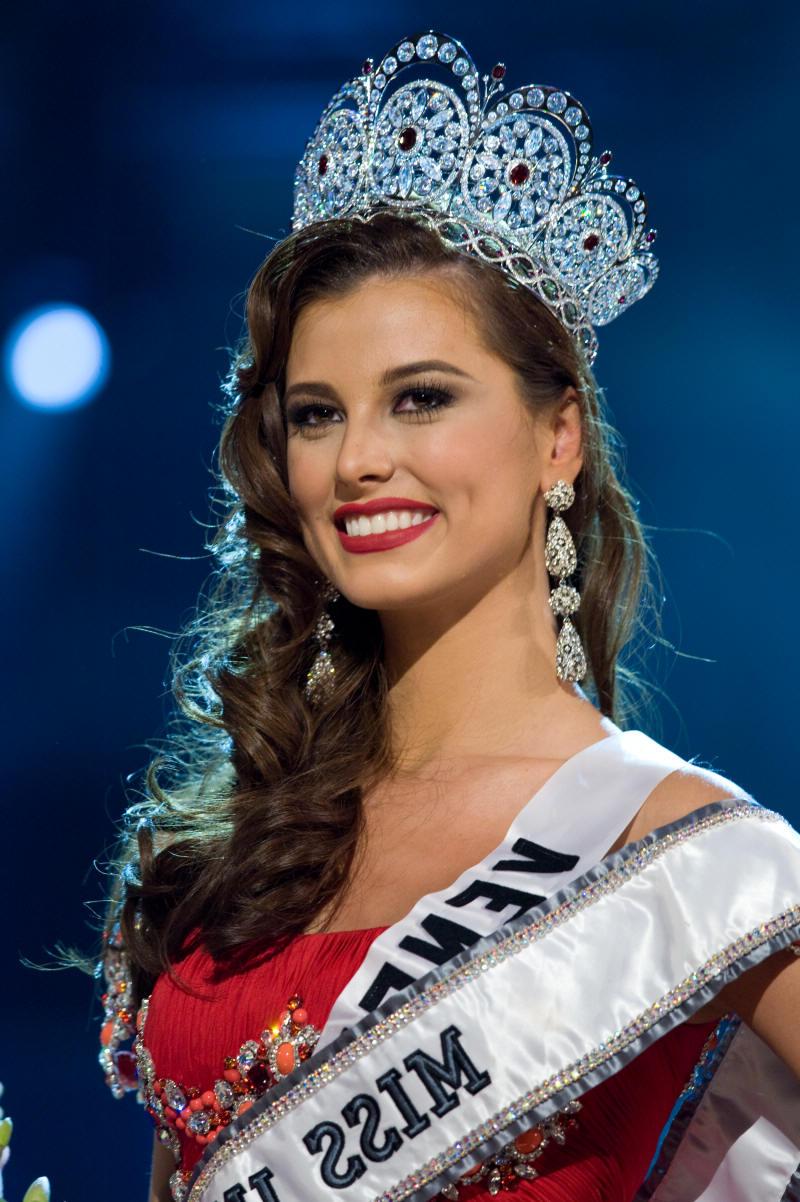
[275,1042,296,1075]
[514,1127,544,1154]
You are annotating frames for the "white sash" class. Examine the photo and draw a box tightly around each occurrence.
[321,726,686,1046]
[184,731,800,1202]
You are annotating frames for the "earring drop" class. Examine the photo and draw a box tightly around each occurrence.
[304,581,340,706]
[544,481,587,682]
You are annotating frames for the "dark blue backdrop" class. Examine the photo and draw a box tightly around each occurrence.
[3,1,798,1197]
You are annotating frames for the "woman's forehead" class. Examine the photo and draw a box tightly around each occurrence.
[286,274,487,379]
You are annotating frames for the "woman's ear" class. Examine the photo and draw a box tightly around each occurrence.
[544,388,584,486]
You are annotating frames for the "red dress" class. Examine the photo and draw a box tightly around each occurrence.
[142,924,716,1202]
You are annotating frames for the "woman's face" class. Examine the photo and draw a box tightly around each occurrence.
[283,272,569,615]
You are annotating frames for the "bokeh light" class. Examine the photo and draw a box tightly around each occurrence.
[3,303,111,411]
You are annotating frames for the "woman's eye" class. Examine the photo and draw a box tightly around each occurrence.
[285,382,455,436]
[286,404,340,433]
[395,385,454,417]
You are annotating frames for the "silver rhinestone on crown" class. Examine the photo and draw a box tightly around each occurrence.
[292,31,659,365]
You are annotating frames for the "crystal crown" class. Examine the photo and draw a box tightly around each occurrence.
[292,31,659,364]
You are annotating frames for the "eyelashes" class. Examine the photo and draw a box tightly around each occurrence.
[285,379,456,437]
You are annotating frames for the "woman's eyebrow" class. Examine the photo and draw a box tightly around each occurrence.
[283,359,476,405]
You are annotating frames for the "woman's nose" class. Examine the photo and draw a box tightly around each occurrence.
[334,413,396,486]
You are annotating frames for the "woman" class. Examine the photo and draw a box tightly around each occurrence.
[97,32,800,1202]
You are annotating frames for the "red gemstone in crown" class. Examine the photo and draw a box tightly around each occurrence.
[509,162,530,186]
[646,231,657,244]
[492,64,506,80]
[362,58,373,74]
[398,126,417,151]
[583,233,600,251]
[599,151,612,166]
[318,154,329,176]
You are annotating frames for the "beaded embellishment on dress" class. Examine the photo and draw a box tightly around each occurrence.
[135,993,322,1202]
[96,927,324,1202]
[97,921,140,1099]
[438,1099,582,1197]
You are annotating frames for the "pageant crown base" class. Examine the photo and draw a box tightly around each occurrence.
[292,31,659,364]
[355,205,600,363]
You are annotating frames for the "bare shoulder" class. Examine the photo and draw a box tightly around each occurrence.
[629,759,751,844]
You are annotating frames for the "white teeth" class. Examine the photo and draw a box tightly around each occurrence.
[341,509,435,537]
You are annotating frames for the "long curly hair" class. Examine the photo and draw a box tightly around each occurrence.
[102,210,665,1007]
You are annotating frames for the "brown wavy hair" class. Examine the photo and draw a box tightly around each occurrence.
[100,210,666,1007]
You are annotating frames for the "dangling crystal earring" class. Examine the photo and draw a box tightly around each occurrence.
[304,581,340,706]
[544,480,587,682]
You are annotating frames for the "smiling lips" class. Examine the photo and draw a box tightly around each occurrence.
[333,507,439,552]
[333,498,439,554]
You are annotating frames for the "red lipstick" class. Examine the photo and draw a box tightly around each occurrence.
[333,499,440,555]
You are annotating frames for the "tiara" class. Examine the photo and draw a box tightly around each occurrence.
[292,31,659,364]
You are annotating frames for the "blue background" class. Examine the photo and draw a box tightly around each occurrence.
[2,0,798,1196]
